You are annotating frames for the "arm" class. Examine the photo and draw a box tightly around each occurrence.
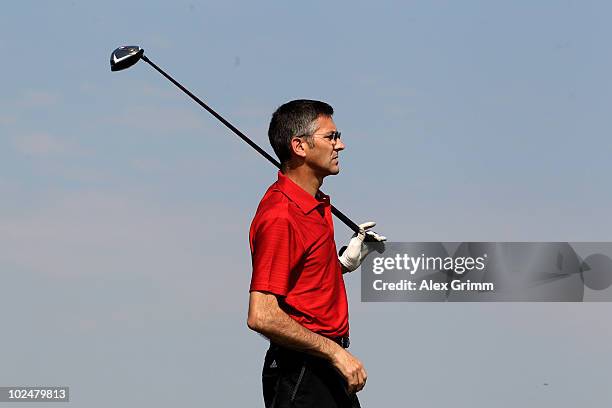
[247,290,367,394]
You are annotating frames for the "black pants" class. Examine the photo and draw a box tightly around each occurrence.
[262,344,361,408]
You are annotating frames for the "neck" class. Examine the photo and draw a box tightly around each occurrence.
[282,165,323,197]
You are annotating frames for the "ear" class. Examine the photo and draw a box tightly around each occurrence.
[290,137,307,159]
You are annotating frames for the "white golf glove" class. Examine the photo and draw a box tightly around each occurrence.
[338,222,387,272]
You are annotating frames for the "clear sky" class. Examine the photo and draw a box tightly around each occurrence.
[1,1,611,406]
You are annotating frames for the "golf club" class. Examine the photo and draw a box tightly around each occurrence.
[110,45,374,237]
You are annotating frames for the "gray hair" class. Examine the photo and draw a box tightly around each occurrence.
[268,99,334,165]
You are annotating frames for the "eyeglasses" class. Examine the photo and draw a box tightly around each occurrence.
[311,131,342,144]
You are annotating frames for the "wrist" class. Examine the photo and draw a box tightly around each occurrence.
[322,339,344,362]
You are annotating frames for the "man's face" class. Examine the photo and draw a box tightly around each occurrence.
[303,115,345,178]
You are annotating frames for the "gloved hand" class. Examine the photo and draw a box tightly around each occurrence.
[338,222,387,272]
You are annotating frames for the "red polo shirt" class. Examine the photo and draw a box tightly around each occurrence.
[249,171,349,338]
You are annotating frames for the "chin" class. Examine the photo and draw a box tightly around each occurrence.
[315,165,340,178]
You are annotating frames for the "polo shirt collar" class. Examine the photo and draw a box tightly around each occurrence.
[276,171,329,214]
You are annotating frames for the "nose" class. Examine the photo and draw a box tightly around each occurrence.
[335,137,345,151]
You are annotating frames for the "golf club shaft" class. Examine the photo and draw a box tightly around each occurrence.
[140,55,362,234]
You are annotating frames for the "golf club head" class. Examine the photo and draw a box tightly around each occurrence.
[110,46,144,72]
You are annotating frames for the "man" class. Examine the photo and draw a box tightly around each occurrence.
[247,100,385,408]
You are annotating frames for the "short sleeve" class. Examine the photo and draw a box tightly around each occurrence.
[249,216,305,296]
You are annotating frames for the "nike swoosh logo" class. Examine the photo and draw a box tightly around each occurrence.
[113,53,132,64]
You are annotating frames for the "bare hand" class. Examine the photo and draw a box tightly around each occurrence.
[331,348,367,394]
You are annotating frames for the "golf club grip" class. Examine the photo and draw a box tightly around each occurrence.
[331,206,360,233]
[141,54,365,235]
[331,208,383,241]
